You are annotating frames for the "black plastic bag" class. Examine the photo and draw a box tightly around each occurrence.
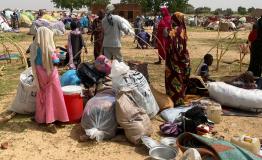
[77,62,105,88]
[183,107,208,133]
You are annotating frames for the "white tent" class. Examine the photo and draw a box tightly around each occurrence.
[0,15,11,31]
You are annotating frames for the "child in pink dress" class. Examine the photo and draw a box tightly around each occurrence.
[30,27,69,133]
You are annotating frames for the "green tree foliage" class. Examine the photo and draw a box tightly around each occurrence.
[213,8,223,15]
[248,7,255,13]
[238,6,247,15]
[195,7,211,14]
[185,4,195,14]
[52,0,110,12]
[166,0,189,13]
[223,8,233,16]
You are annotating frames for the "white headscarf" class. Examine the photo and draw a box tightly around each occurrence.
[30,26,55,90]
[106,4,115,26]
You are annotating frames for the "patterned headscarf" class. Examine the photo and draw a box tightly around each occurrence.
[170,12,188,40]
[95,55,112,76]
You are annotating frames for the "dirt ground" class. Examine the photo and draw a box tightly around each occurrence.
[0,28,262,160]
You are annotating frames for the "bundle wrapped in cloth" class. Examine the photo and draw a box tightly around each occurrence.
[116,91,153,144]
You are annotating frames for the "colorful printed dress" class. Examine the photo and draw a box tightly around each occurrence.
[165,12,191,106]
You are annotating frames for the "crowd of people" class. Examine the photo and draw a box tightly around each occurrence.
[1,3,262,139]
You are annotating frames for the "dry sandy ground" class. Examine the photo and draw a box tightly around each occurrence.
[0,28,262,160]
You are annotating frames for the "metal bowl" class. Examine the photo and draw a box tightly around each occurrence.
[141,136,160,149]
[160,137,177,148]
[149,146,178,160]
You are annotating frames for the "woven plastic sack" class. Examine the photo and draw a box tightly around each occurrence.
[81,89,117,141]
[116,92,153,144]
[208,82,262,112]
[111,61,159,118]
[8,67,37,114]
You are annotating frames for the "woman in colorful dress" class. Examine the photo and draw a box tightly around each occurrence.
[155,7,171,64]
[31,27,69,133]
[165,12,191,106]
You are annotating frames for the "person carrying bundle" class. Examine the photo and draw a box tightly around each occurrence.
[102,4,132,62]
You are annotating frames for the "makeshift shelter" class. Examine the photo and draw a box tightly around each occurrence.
[19,12,35,27]
[0,15,11,31]
[3,9,13,21]
[42,14,57,22]
[29,19,65,36]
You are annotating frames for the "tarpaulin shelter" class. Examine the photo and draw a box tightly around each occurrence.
[29,19,65,36]
[19,12,35,27]
[0,15,11,31]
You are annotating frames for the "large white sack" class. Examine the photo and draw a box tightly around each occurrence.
[208,82,262,112]
[115,15,135,36]
[8,67,37,114]
[111,60,159,118]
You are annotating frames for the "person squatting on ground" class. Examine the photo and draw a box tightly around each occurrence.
[91,10,105,60]
[30,27,69,133]
[197,53,214,82]
[137,28,151,49]
[67,21,88,69]
[165,12,191,106]
[102,4,132,62]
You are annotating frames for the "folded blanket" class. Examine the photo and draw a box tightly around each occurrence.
[177,132,262,160]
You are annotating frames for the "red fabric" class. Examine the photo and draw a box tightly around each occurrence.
[157,8,171,60]
[248,29,257,42]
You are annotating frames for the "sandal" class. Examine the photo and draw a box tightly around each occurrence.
[46,124,57,134]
